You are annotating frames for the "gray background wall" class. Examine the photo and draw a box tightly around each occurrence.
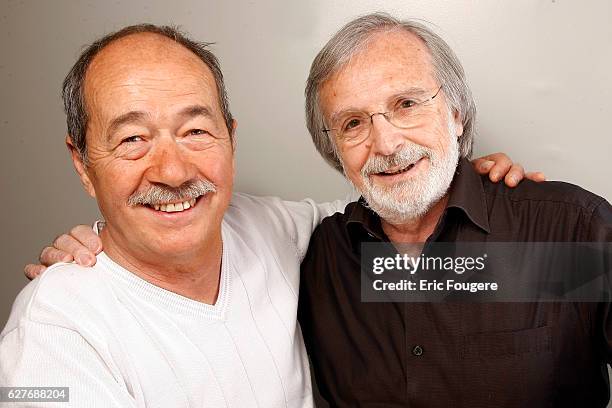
[1,0,610,365]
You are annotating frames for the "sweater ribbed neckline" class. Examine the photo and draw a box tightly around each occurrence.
[96,228,231,320]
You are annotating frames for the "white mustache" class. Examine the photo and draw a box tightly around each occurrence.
[127,179,217,206]
[361,145,432,177]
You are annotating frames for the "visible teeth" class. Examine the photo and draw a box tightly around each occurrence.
[384,163,414,175]
[154,199,197,213]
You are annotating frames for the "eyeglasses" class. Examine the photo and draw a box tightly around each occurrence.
[322,85,443,145]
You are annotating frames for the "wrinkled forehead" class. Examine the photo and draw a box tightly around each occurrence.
[320,30,438,115]
[83,33,222,123]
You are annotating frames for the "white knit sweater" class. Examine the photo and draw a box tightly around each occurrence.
[0,193,347,407]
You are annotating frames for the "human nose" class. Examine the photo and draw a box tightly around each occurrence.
[147,135,195,187]
[369,113,405,156]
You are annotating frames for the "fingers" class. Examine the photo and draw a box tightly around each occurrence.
[473,159,495,174]
[39,245,74,266]
[525,171,546,182]
[473,153,546,186]
[24,264,47,281]
[503,163,525,187]
[483,153,513,183]
[471,152,513,182]
[27,224,101,281]
[52,234,97,266]
[70,225,103,254]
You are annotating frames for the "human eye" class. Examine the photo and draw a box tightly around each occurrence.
[180,128,216,150]
[398,98,418,109]
[183,128,216,142]
[115,135,148,159]
[121,135,144,143]
[187,129,209,136]
[340,116,366,133]
[345,118,362,130]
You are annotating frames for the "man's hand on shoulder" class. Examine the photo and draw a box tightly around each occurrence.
[471,152,546,187]
[24,225,102,280]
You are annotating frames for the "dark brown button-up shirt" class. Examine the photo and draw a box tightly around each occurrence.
[299,158,612,407]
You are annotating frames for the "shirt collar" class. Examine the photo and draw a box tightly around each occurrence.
[445,158,491,234]
[346,197,387,242]
[345,157,491,247]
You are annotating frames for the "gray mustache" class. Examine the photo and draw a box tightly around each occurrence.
[127,179,217,206]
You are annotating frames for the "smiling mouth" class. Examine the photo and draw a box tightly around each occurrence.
[375,159,421,177]
[146,198,198,213]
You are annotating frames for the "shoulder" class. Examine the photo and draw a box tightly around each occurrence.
[483,177,607,213]
[226,192,283,223]
[482,177,610,240]
[307,201,358,250]
[226,192,315,245]
[317,201,360,230]
[228,192,321,219]
[2,261,113,337]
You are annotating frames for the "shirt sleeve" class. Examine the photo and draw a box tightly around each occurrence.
[587,199,612,363]
[0,321,138,408]
[277,196,356,261]
[589,199,612,242]
[231,192,357,262]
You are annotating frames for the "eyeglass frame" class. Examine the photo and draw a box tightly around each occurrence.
[321,85,444,141]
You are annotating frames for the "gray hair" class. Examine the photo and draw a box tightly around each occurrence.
[62,24,234,164]
[305,12,476,172]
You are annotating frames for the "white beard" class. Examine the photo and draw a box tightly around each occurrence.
[355,110,460,225]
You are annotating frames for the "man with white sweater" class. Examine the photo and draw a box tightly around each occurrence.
[0,24,344,408]
[1,23,529,407]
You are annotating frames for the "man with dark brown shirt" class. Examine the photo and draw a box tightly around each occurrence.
[299,13,611,407]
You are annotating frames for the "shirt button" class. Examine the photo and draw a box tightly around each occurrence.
[412,345,424,356]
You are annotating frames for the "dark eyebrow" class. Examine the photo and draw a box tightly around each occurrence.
[107,111,149,141]
[177,104,215,120]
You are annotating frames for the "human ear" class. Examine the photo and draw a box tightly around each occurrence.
[66,135,96,198]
